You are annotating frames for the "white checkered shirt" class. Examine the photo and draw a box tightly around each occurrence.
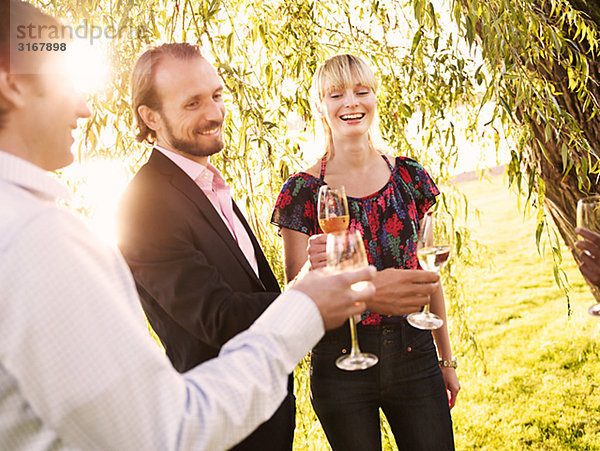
[0,151,324,450]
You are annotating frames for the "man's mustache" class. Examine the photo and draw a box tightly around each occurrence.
[195,121,222,134]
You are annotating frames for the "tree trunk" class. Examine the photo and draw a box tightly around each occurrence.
[521,0,600,301]
[464,0,600,301]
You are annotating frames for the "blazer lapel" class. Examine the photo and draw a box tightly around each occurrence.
[148,149,266,289]
[232,201,280,292]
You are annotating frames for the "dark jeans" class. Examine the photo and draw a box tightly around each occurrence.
[310,318,454,451]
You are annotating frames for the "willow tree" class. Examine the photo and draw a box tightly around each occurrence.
[39,0,486,354]
[37,0,600,368]
[449,0,600,304]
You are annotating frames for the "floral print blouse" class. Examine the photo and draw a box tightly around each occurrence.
[271,154,439,326]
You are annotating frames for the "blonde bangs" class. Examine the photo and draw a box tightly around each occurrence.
[314,54,378,101]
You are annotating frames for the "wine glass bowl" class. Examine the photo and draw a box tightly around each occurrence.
[326,229,378,371]
[326,229,366,270]
[318,185,350,234]
[406,211,449,330]
[577,195,600,234]
[576,195,600,317]
[417,245,452,272]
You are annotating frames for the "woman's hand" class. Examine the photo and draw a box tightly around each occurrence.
[307,233,328,270]
[440,367,460,409]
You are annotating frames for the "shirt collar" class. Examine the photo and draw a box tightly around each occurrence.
[0,150,71,201]
[155,145,206,182]
[155,145,229,192]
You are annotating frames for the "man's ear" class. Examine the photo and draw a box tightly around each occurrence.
[137,105,161,132]
[0,71,27,111]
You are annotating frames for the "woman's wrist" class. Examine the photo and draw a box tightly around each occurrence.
[438,357,457,369]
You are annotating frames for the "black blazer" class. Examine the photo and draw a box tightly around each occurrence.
[117,149,281,372]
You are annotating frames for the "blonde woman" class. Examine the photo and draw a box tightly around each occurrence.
[271,54,459,450]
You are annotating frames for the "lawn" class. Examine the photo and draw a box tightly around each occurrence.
[292,171,600,450]
[451,173,600,450]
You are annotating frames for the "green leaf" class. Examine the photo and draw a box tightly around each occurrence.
[535,220,544,252]
[499,96,514,121]
[427,1,437,29]
[207,0,221,19]
[465,14,475,48]
[226,32,233,60]
[413,0,425,23]
[411,28,423,54]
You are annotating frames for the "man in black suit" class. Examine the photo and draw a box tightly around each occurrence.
[117,43,294,450]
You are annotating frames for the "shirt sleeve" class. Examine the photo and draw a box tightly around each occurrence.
[0,208,323,451]
[395,156,440,220]
[270,173,320,236]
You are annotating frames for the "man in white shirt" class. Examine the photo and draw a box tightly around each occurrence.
[0,1,375,449]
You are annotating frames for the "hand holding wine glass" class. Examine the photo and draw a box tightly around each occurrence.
[407,211,450,330]
[317,184,378,370]
[576,195,600,317]
[289,265,374,330]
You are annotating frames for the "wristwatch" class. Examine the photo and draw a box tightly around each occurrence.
[438,358,458,369]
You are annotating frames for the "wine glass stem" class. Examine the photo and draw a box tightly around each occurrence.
[421,268,441,316]
[348,315,363,357]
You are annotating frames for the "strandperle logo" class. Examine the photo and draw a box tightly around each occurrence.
[15,19,140,45]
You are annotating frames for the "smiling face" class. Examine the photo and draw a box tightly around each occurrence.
[322,84,377,140]
[313,54,379,154]
[150,56,225,163]
[24,73,90,170]
[5,67,90,171]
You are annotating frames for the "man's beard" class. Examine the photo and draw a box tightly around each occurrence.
[162,115,224,157]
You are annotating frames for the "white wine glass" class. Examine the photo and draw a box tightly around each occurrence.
[326,230,378,371]
[318,185,350,234]
[576,195,600,317]
[407,211,450,330]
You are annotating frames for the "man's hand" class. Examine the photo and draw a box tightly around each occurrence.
[369,268,440,316]
[291,266,376,330]
[575,227,600,285]
[307,234,440,316]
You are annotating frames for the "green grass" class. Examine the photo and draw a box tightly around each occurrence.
[292,173,600,450]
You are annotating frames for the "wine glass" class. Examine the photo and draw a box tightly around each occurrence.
[576,195,600,317]
[318,185,349,234]
[327,229,378,371]
[407,211,450,330]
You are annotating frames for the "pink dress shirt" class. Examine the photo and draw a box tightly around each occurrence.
[155,146,259,277]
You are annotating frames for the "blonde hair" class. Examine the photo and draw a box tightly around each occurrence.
[311,54,379,159]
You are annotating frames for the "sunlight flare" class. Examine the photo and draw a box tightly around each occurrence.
[64,40,110,94]
[62,158,130,246]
